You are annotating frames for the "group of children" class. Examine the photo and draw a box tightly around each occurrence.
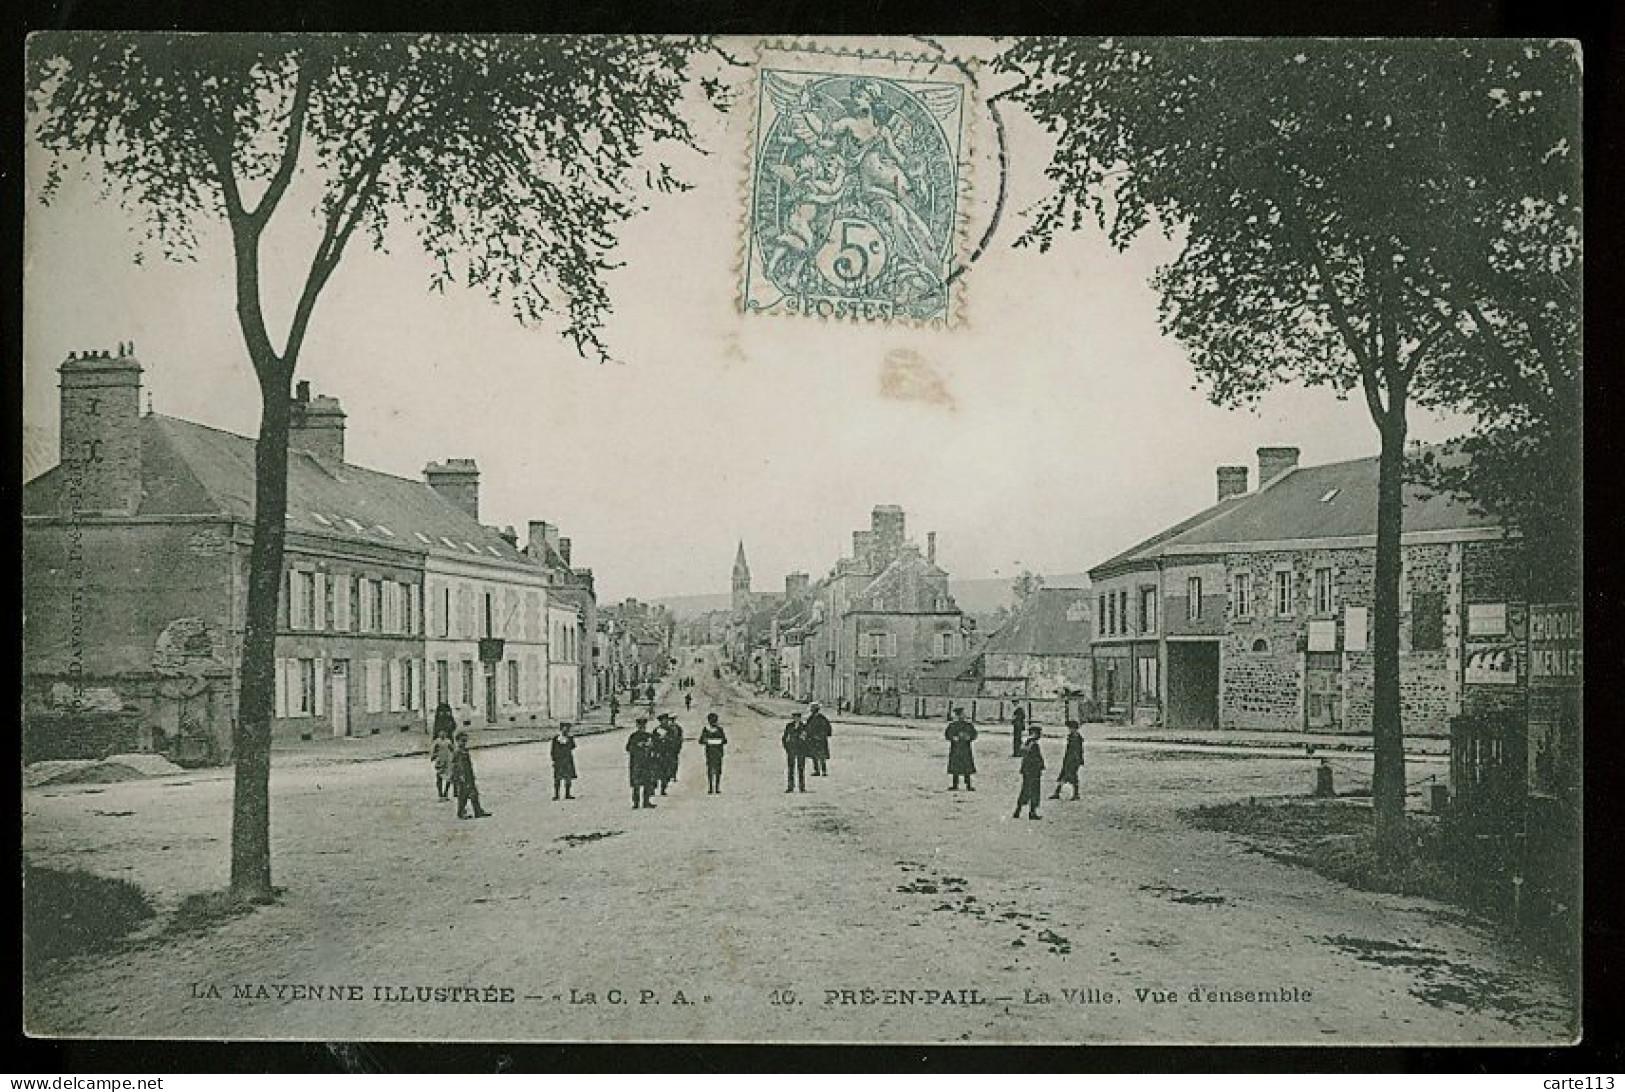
[944,706,1086,820]
[429,703,493,820]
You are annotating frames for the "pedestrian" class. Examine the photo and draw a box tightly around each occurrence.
[1010,705,1027,758]
[946,706,978,791]
[609,694,620,727]
[700,712,727,794]
[805,702,833,777]
[1013,726,1045,820]
[627,717,658,809]
[655,712,683,794]
[551,722,578,801]
[782,711,809,793]
[451,731,492,819]
[1051,720,1084,800]
[685,692,693,711]
[430,722,456,801]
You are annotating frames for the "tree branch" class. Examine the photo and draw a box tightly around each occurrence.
[243,57,315,229]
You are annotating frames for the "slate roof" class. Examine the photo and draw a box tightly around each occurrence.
[1090,451,1497,575]
[25,414,538,571]
[981,587,1093,657]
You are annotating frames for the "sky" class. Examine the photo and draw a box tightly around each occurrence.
[22,35,1476,603]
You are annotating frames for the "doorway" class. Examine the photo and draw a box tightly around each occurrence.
[1304,652,1341,731]
[1166,641,1220,729]
[330,661,350,737]
[484,667,498,724]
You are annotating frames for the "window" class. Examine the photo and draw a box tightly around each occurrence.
[290,571,315,629]
[1313,567,1335,616]
[484,592,495,638]
[322,574,335,631]
[364,659,382,713]
[441,587,452,638]
[1187,577,1203,621]
[363,579,382,631]
[1120,590,1129,634]
[936,632,959,658]
[436,660,450,707]
[1098,596,1107,638]
[1231,572,1253,618]
[870,673,896,692]
[385,658,399,712]
[1412,592,1445,650]
[507,660,521,704]
[1274,569,1294,617]
[861,633,897,658]
[1139,587,1157,634]
[349,576,361,632]
[461,661,476,707]
[297,659,317,716]
[404,658,419,711]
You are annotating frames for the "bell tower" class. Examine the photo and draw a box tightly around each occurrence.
[732,541,752,614]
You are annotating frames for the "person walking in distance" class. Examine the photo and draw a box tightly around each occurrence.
[450,731,492,819]
[685,691,693,711]
[1013,725,1045,820]
[1051,720,1084,801]
[700,712,728,794]
[783,711,809,793]
[627,717,658,809]
[608,694,620,728]
[946,706,978,791]
[551,722,578,801]
[805,702,833,777]
[1010,704,1027,758]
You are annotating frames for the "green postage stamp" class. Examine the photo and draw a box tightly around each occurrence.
[742,45,975,326]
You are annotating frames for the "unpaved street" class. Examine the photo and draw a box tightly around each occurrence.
[24,667,1575,1045]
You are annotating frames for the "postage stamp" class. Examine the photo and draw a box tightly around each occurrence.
[741,46,974,326]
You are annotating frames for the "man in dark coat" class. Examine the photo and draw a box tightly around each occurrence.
[1052,720,1084,800]
[946,707,978,791]
[627,717,658,809]
[655,712,683,794]
[804,702,833,776]
[451,731,492,819]
[782,711,808,793]
[1014,725,1045,820]
[1011,705,1027,757]
[608,695,620,727]
[551,722,578,801]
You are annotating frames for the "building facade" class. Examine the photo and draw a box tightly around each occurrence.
[1088,446,1525,736]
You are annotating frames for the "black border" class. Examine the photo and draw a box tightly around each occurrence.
[6,0,1621,1075]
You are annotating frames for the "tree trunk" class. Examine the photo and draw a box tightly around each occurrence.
[230,383,293,902]
[1370,411,1408,849]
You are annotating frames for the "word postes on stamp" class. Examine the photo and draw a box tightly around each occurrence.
[742,49,972,326]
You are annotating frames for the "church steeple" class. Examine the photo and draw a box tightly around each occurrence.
[732,541,752,613]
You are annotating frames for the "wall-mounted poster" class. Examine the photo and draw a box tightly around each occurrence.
[1464,645,1518,685]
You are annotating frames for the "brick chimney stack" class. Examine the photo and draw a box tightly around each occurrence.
[927,531,938,565]
[1217,465,1250,502]
[424,459,480,521]
[785,572,810,600]
[1257,446,1301,487]
[289,380,346,464]
[558,537,572,566]
[528,520,561,561]
[59,345,144,514]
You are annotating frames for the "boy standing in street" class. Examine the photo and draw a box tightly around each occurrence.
[551,722,578,801]
[1052,720,1084,800]
[1013,725,1045,820]
[700,712,728,794]
[451,732,492,820]
[783,711,808,793]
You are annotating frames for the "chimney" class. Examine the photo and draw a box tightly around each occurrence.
[1217,465,1250,502]
[497,525,518,547]
[558,537,572,566]
[927,531,938,565]
[424,459,480,521]
[1257,446,1300,487]
[59,345,144,514]
[289,380,346,464]
[871,504,905,564]
[853,530,875,567]
[528,520,561,560]
[785,572,810,600]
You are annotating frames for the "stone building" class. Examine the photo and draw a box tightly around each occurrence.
[1087,446,1523,735]
[801,506,968,714]
[23,348,576,761]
